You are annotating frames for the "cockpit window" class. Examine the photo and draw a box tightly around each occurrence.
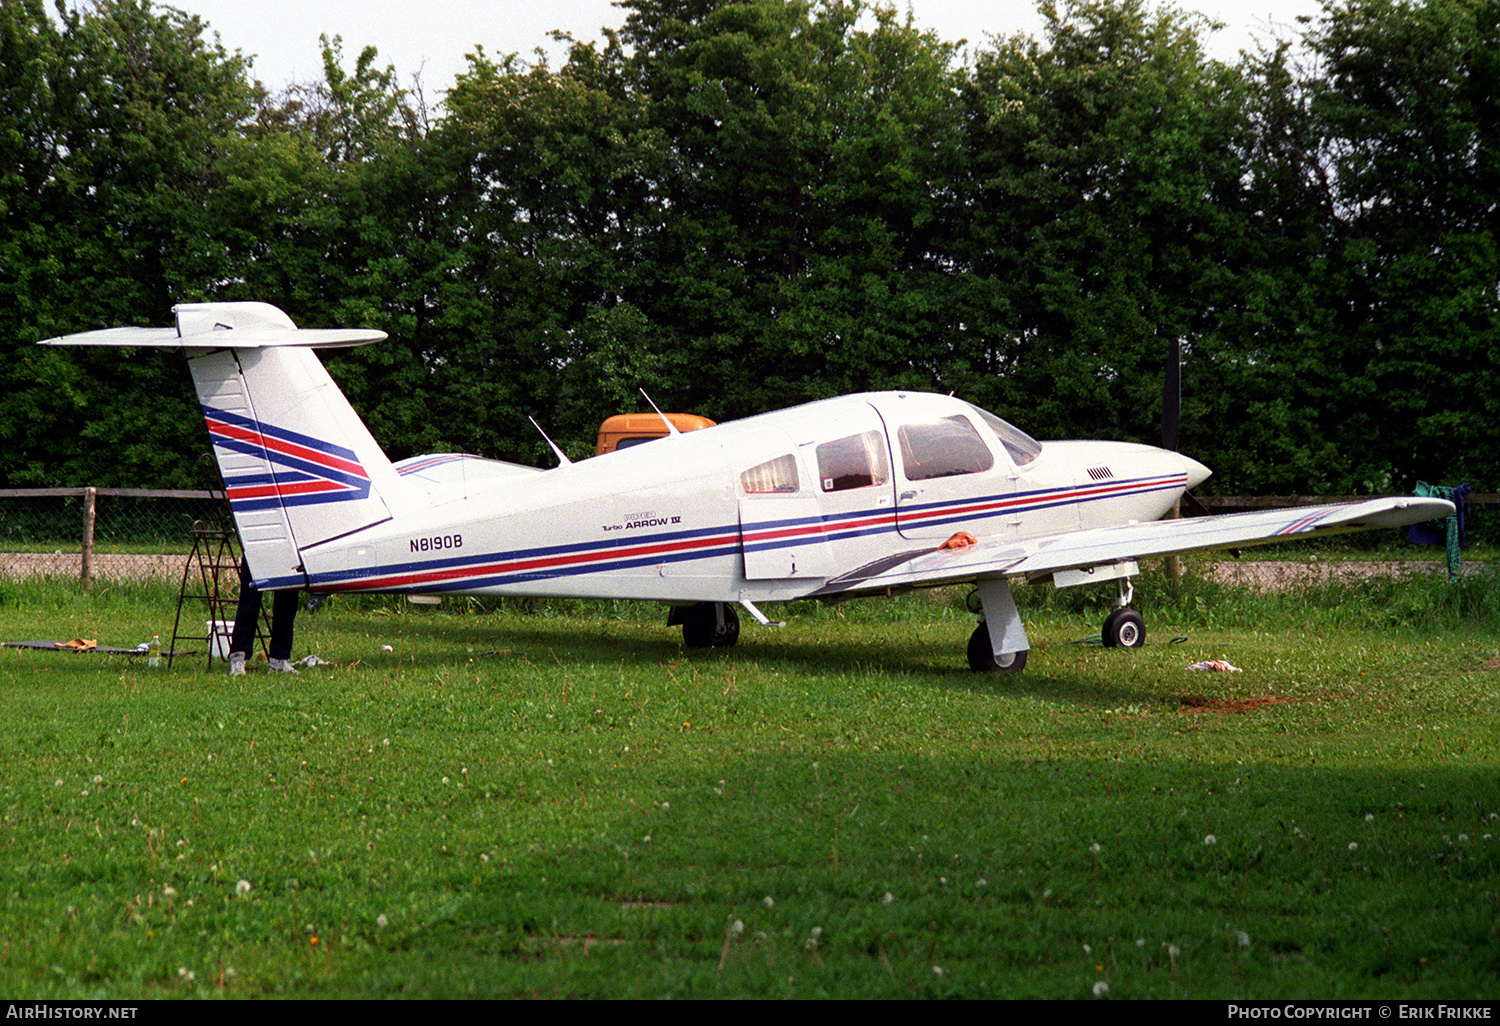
[741,454,800,494]
[816,431,890,492]
[897,416,995,480]
[967,404,1042,467]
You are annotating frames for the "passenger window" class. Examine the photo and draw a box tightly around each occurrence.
[898,416,994,480]
[816,431,890,492]
[741,454,800,494]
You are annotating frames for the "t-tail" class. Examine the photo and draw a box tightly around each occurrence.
[42,302,410,589]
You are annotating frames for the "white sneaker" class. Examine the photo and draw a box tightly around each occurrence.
[268,658,300,674]
[228,652,246,677]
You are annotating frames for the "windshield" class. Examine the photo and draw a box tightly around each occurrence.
[965,403,1042,467]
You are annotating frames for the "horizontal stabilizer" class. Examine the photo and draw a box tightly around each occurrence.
[39,302,385,350]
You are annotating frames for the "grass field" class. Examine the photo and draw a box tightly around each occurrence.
[0,561,1496,999]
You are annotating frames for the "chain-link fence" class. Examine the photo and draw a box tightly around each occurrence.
[0,489,231,585]
[1,487,1491,586]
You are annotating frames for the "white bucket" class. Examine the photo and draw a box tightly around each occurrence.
[207,620,235,660]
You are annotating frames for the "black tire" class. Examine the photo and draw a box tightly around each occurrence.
[1101,607,1145,649]
[967,622,1027,673]
[681,602,740,649]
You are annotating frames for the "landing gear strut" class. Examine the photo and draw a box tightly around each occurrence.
[1101,577,1145,648]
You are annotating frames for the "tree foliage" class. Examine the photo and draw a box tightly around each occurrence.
[2,0,1496,494]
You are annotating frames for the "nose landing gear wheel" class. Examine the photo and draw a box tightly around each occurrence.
[968,622,1027,673]
[1101,607,1145,648]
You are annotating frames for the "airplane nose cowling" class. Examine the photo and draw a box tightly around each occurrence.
[1180,454,1212,489]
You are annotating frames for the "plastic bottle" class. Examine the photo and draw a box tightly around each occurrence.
[148,634,161,668]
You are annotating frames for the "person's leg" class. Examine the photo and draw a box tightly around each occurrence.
[267,589,301,673]
[227,560,261,676]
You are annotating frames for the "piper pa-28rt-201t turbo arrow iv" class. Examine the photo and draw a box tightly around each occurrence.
[45,302,1455,673]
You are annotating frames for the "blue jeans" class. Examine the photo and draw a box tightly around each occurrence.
[228,559,298,660]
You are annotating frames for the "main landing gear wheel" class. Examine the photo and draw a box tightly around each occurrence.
[675,602,741,649]
[1101,607,1145,649]
[967,622,1027,673]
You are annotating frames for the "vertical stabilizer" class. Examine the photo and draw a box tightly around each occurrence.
[190,346,407,589]
[40,300,403,590]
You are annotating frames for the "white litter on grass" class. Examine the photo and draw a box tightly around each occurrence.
[299,654,331,667]
[1187,660,1242,672]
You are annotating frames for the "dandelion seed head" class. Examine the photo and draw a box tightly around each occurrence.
[1089,842,1101,854]
[763,895,774,908]
[1093,980,1109,998]
[1365,813,1374,823]
[1349,841,1358,851]
[376,914,388,928]
[235,879,251,895]
[1204,834,1216,846]
[1238,931,1252,949]
[882,891,894,904]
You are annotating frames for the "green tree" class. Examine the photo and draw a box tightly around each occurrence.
[0,0,257,487]
[1305,0,1500,491]
[614,0,971,418]
[956,0,1254,457]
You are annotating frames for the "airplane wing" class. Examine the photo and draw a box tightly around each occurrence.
[811,496,1457,596]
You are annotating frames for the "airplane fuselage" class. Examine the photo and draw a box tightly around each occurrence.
[297,391,1206,605]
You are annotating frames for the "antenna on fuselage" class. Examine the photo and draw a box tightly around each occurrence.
[528,416,573,467]
[639,389,681,437]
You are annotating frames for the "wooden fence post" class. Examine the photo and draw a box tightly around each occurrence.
[81,486,96,588]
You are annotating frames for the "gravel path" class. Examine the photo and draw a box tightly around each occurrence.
[0,552,194,585]
[1201,558,1469,591]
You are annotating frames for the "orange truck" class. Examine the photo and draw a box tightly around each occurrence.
[594,412,715,456]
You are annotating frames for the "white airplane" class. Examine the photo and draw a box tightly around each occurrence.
[45,302,1455,672]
